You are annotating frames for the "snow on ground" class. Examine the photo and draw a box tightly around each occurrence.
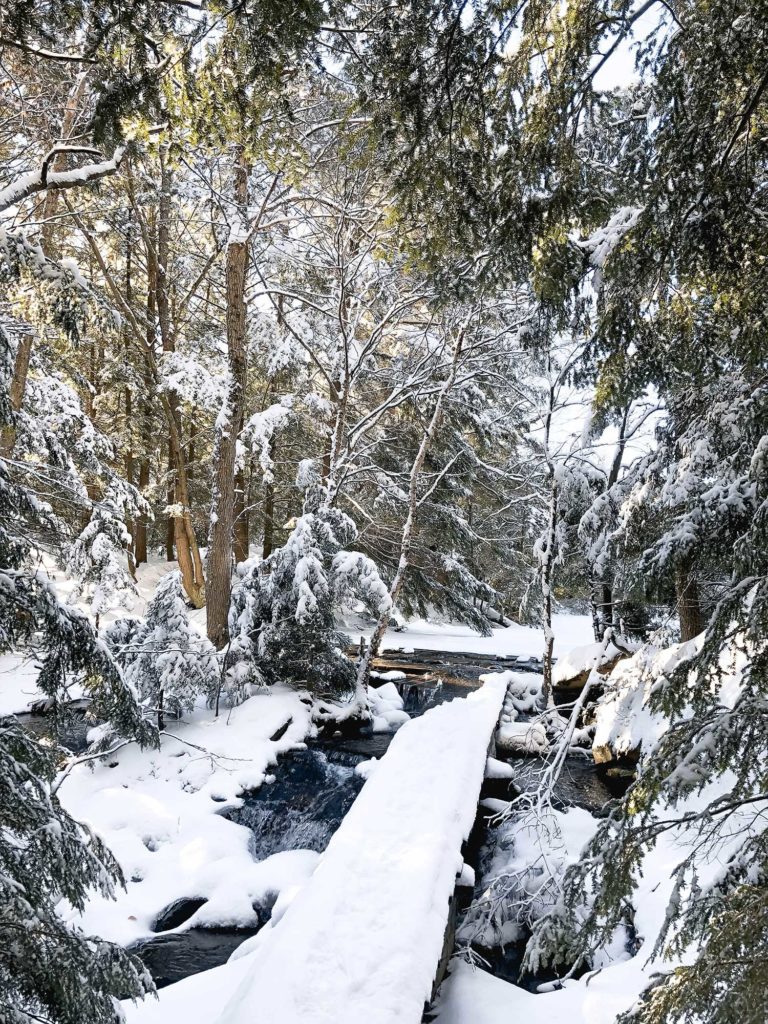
[124,676,508,1024]
[436,774,752,1024]
[0,652,59,714]
[57,687,317,947]
[372,613,593,659]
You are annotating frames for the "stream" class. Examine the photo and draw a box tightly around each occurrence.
[19,648,627,996]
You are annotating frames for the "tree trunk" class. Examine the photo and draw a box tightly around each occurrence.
[134,240,156,569]
[165,446,176,562]
[0,330,34,456]
[262,473,275,559]
[135,455,150,565]
[676,557,705,641]
[541,478,557,706]
[207,147,249,648]
[152,152,205,606]
[123,239,137,579]
[167,415,205,606]
[590,588,602,643]
[234,465,249,564]
[602,582,613,625]
[540,376,558,707]
[589,404,627,641]
[124,380,137,579]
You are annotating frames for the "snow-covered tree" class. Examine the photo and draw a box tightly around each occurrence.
[66,481,141,629]
[0,717,154,1024]
[0,321,154,1023]
[226,463,390,704]
[106,571,219,729]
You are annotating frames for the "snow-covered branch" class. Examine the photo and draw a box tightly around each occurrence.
[0,146,127,215]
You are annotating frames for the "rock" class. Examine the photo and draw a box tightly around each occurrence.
[496,721,548,755]
[456,862,476,888]
[485,756,514,780]
[152,896,208,933]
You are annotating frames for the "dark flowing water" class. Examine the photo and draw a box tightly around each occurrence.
[130,928,261,989]
[128,678,446,985]
[226,747,366,860]
[16,701,91,753]
[123,648,626,993]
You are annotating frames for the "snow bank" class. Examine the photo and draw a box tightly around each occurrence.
[212,676,508,1024]
[376,614,593,659]
[58,686,315,946]
[592,638,701,762]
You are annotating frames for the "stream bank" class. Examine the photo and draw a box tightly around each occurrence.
[17,648,629,998]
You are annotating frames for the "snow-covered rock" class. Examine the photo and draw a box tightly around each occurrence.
[592,637,701,763]
[552,639,629,688]
[369,680,410,733]
[370,669,407,683]
[485,756,514,780]
[496,721,548,755]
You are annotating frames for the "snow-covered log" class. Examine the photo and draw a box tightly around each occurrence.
[214,675,508,1024]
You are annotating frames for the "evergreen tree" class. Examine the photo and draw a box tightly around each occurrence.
[66,481,140,629]
[227,464,390,702]
[0,322,154,1022]
[0,334,152,744]
[106,571,220,729]
[0,717,154,1024]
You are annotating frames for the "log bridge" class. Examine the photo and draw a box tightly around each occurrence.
[214,675,509,1024]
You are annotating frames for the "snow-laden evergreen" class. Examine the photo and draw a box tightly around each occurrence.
[106,571,220,728]
[67,481,139,625]
[227,464,390,702]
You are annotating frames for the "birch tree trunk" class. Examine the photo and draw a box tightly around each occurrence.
[233,462,249,565]
[541,472,557,705]
[206,147,249,648]
[540,377,557,706]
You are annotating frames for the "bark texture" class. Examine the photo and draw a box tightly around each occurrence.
[206,149,250,648]
[676,557,706,641]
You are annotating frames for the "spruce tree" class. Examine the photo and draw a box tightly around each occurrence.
[66,482,138,629]
[227,464,390,701]
[106,570,220,729]
[0,718,154,1024]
